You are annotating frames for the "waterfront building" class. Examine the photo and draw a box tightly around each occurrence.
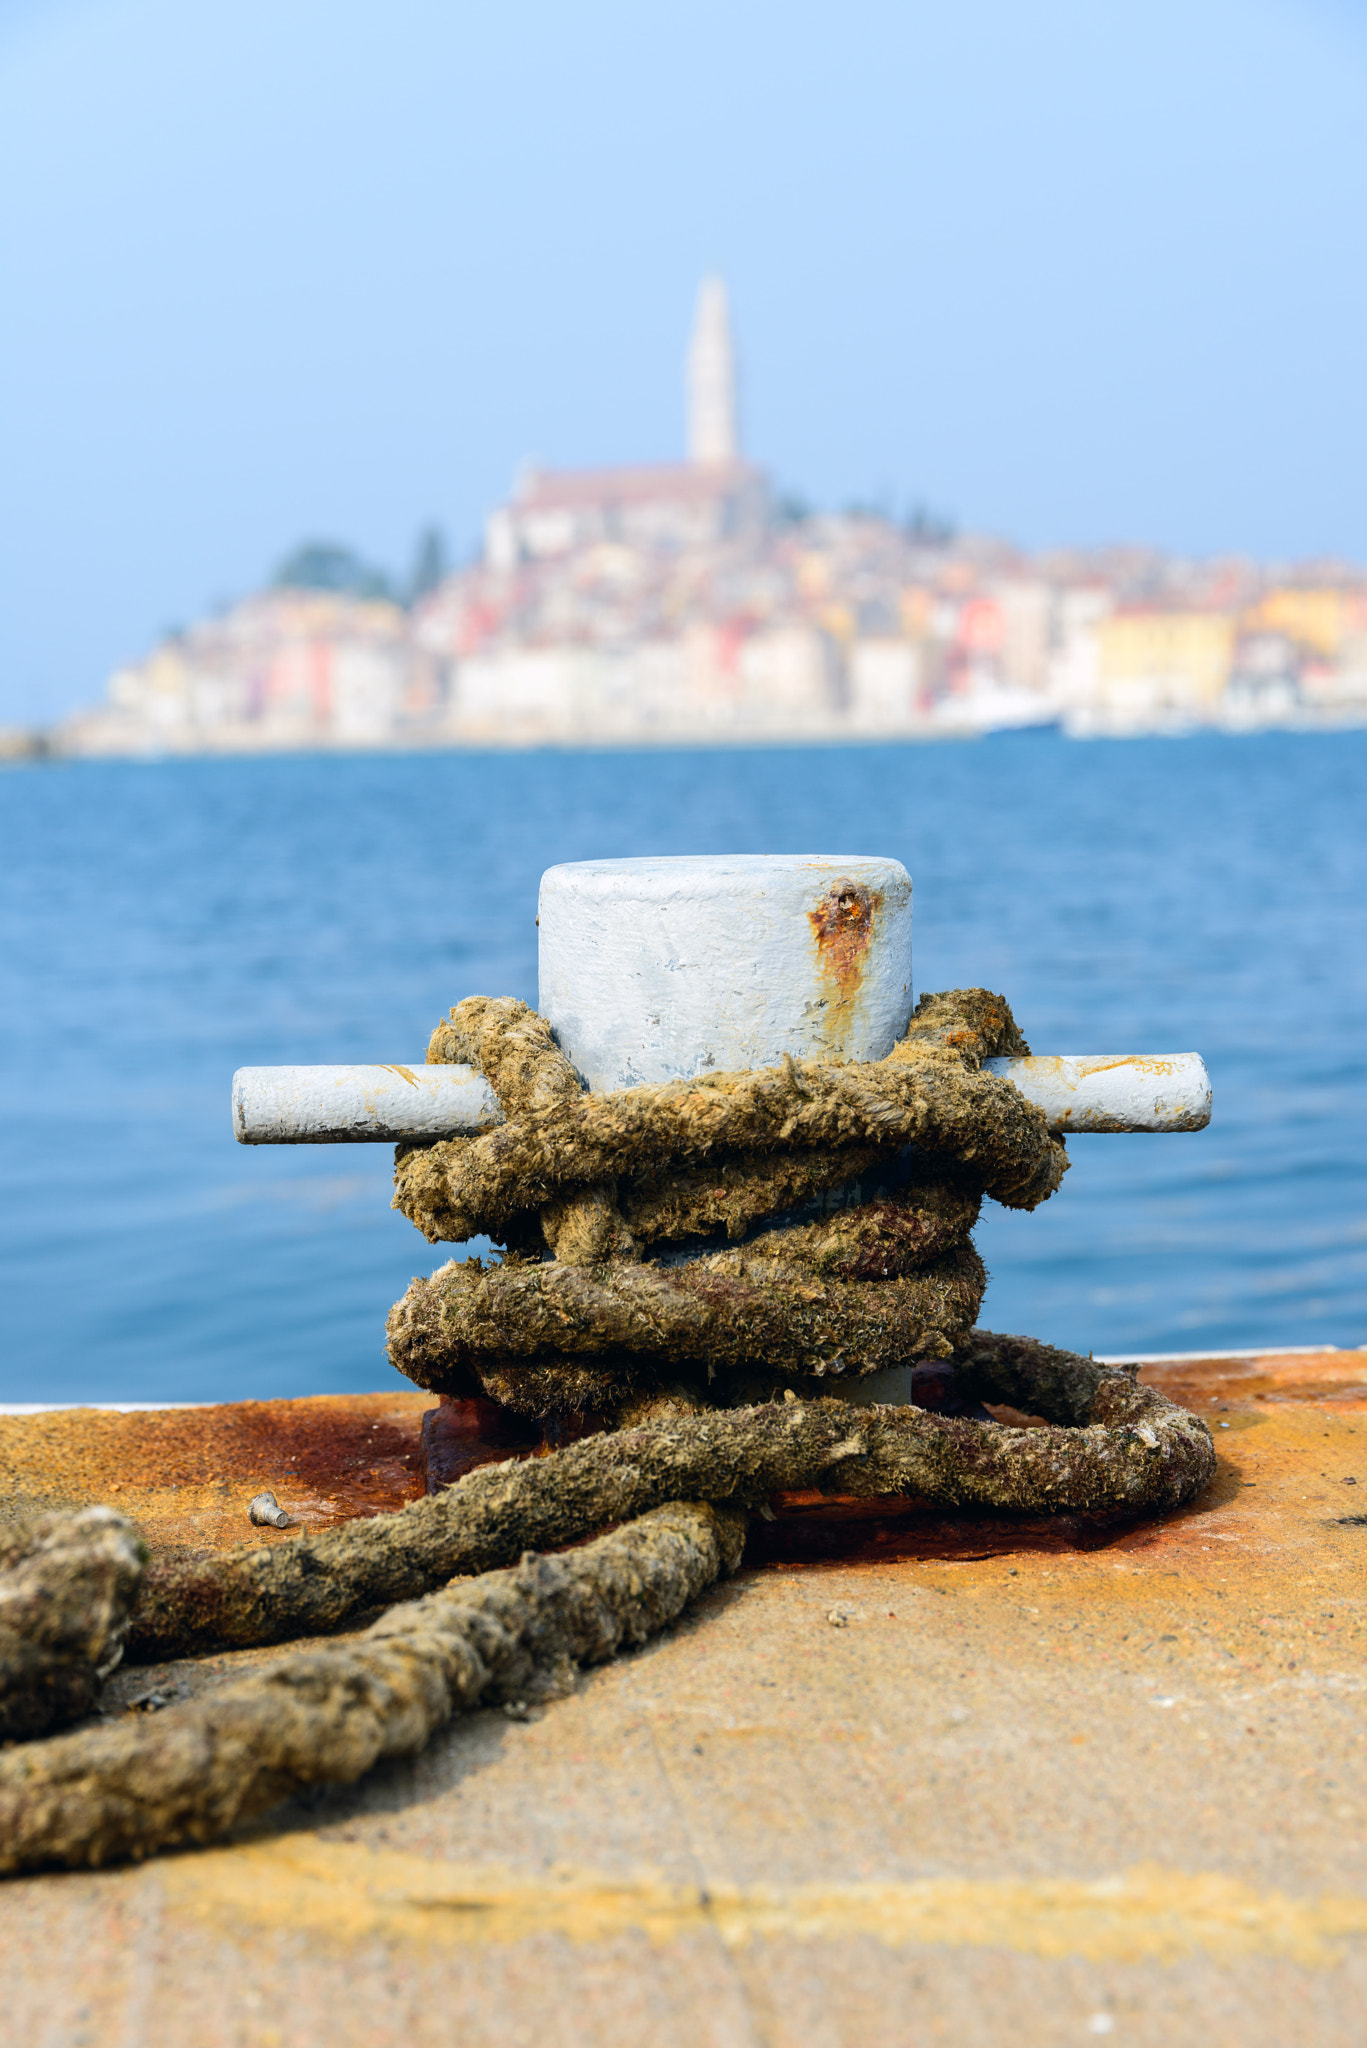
[1089,610,1237,731]
[56,279,1367,756]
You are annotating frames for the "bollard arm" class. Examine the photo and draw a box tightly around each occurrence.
[232,1065,503,1145]
[233,1053,1211,1144]
[982,1053,1211,1133]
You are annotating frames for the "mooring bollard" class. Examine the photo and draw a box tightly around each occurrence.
[232,854,1212,1143]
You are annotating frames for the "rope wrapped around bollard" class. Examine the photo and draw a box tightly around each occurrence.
[0,983,1217,1873]
[385,988,1067,1419]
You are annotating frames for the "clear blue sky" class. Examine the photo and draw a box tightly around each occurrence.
[2,0,1365,721]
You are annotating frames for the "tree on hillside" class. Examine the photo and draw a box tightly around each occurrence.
[272,542,395,601]
[408,525,448,604]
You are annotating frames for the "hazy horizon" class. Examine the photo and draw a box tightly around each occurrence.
[4,0,1367,722]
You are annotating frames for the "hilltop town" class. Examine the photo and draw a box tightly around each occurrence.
[50,281,1367,756]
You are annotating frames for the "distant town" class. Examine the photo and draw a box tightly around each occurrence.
[21,279,1367,758]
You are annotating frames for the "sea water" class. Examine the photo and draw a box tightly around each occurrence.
[1,731,1364,1404]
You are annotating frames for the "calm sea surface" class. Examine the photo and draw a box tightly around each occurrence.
[2,733,1365,1404]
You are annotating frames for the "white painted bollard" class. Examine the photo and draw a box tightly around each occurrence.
[231,855,1212,1141]
[538,854,913,1087]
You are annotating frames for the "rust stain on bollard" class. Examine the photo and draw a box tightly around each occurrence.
[807,879,882,1012]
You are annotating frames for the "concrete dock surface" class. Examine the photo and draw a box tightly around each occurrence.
[3,1346,1366,2047]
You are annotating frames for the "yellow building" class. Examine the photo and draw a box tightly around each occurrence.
[1246,589,1344,659]
[1095,611,1235,721]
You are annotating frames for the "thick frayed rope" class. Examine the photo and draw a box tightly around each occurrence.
[387,989,1069,1418]
[0,1344,1213,1873]
[0,1508,147,1740]
[0,1501,745,1876]
[0,988,1214,1872]
[125,1332,1214,1664]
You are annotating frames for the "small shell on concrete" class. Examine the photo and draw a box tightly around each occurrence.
[247,1491,291,1529]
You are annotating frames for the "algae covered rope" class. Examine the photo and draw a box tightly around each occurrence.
[0,872,1219,1874]
[387,1238,989,1418]
[0,1508,147,1740]
[0,1501,746,1877]
[0,969,1215,1859]
[386,988,1068,1420]
[0,1346,1213,1876]
[124,1335,1215,1663]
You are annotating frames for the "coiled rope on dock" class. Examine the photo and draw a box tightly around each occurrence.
[0,987,1218,1873]
[0,1334,1215,1873]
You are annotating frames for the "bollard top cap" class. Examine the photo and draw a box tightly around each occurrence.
[541,853,910,901]
[538,853,913,1090]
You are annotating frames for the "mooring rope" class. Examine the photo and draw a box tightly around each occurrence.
[122,1330,1211,1664]
[0,1336,1214,1870]
[0,1508,146,1741]
[0,988,1218,1873]
[386,988,1068,1419]
[0,1501,745,1876]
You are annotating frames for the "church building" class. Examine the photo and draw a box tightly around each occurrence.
[484,278,769,568]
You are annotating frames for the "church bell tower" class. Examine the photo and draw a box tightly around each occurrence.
[687,275,738,466]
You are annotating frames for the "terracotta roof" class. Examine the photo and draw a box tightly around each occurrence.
[517,461,761,509]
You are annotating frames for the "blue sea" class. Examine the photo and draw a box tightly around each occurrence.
[2,733,1365,1404]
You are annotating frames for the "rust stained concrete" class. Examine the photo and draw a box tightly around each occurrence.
[3,1348,1367,2047]
[0,1390,430,1552]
